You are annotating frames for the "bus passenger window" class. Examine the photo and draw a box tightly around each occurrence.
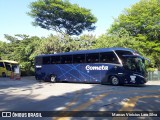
[100,52,119,64]
[43,57,50,64]
[4,63,11,71]
[61,55,72,64]
[86,53,99,63]
[0,62,4,67]
[73,54,85,63]
[51,56,61,64]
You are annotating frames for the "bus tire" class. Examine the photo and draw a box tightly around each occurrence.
[50,75,56,83]
[110,76,119,86]
[2,72,6,77]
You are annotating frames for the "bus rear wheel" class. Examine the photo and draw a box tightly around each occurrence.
[50,75,56,83]
[110,76,119,86]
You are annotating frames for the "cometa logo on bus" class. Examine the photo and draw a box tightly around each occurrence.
[85,65,108,71]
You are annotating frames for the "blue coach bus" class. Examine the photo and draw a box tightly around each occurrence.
[35,47,148,85]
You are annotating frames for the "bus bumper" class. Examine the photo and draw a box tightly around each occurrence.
[123,74,147,85]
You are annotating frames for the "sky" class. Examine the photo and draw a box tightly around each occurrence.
[0,0,140,41]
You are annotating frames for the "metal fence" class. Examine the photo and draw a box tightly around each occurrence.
[147,71,160,81]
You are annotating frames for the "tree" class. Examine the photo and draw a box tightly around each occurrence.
[4,34,18,43]
[28,0,97,35]
[34,34,96,54]
[93,28,160,68]
[2,34,42,75]
[78,34,96,50]
[0,41,6,59]
[108,0,160,69]
[109,0,160,41]
[93,28,139,49]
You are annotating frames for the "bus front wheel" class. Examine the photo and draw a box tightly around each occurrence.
[110,76,119,86]
[50,75,56,83]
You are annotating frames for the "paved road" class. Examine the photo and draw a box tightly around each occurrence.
[0,77,160,120]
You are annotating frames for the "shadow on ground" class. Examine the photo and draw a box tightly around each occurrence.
[0,78,160,120]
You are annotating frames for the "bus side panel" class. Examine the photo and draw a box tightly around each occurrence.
[40,64,102,83]
[38,64,81,82]
[69,64,83,83]
[0,68,5,77]
[81,63,124,84]
[0,62,11,77]
[79,63,101,83]
[57,64,81,82]
[57,64,98,83]
[0,62,6,77]
[36,63,127,84]
[53,64,101,83]
[41,64,65,81]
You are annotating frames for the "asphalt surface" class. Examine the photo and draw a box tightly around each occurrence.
[0,77,160,120]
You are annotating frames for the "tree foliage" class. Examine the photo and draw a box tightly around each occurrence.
[107,0,160,69]
[109,0,160,41]
[94,28,138,49]
[28,0,97,35]
[1,35,42,75]
[94,28,160,69]
[0,34,96,75]
[1,0,160,76]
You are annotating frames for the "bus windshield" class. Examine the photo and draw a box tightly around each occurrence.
[123,56,146,74]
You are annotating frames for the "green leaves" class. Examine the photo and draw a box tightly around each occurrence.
[107,0,160,69]
[28,0,97,35]
[110,0,160,40]
[1,35,42,75]
[0,33,96,75]
[93,28,138,49]
[1,0,160,73]
[34,34,96,54]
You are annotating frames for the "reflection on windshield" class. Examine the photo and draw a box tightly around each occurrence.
[123,57,146,73]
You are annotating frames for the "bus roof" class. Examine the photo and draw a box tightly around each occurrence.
[0,60,18,64]
[36,47,135,57]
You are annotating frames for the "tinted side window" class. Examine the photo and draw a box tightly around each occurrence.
[61,55,72,64]
[0,62,4,67]
[51,56,61,64]
[35,57,42,65]
[73,54,85,63]
[43,57,50,64]
[115,50,132,59]
[86,53,99,63]
[4,62,11,71]
[100,52,119,64]
[12,64,17,72]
